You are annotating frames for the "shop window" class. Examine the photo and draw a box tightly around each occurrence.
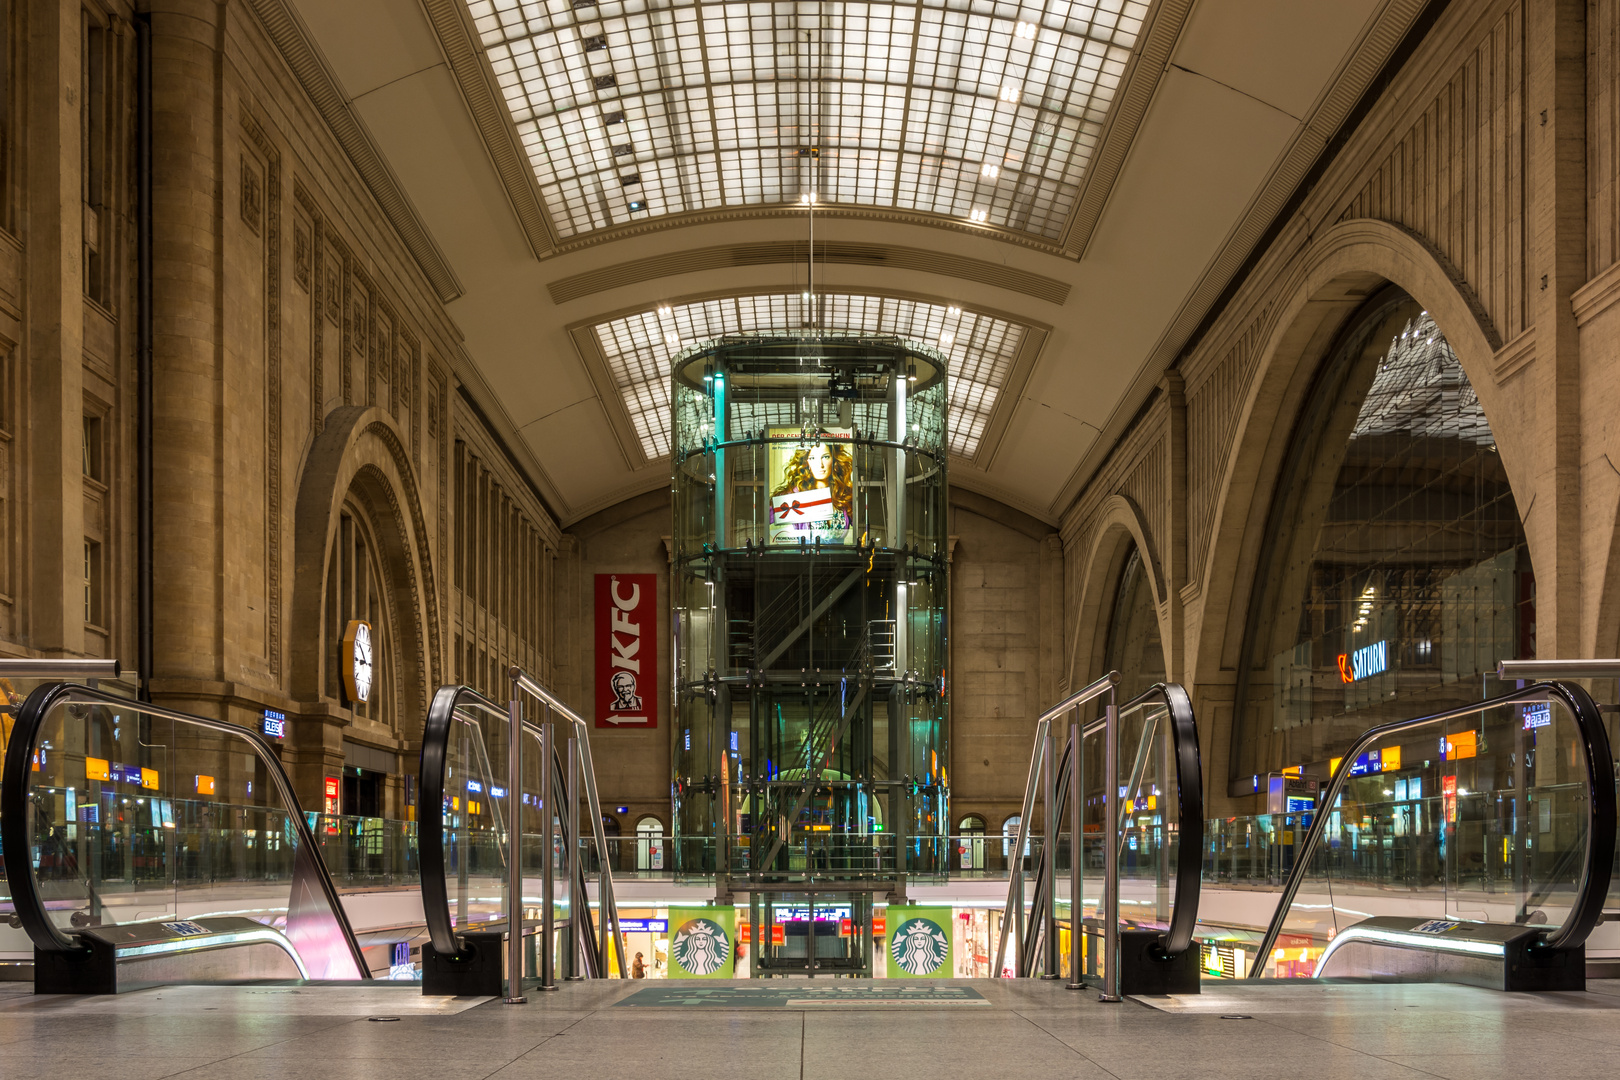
[1233,288,1532,789]
[1103,544,1165,701]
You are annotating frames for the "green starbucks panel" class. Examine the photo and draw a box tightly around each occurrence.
[670,333,950,977]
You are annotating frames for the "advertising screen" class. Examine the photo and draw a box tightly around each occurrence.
[767,428,854,545]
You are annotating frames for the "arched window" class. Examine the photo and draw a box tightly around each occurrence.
[1104,544,1166,701]
[957,815,986,871]
[636,815,665,871]
[1234,288,1532,787]
[324,503,397,734]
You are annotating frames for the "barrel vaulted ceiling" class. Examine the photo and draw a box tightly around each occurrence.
[280,0,1422,525]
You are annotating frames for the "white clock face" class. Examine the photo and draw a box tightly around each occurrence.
[352,622,373,703]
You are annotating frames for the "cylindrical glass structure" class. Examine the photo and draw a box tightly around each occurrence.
[670,334,950,917]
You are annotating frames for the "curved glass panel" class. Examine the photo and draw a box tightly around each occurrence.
[1234,288,1533,788]
[1104,545,1165,704]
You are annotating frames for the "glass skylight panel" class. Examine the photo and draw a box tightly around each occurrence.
[468,0,1146,240]
[593,293,1024,459]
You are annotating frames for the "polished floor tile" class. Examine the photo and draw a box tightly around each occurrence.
[5,978,1620,1079]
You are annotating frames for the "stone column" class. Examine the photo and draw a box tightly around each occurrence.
[1525,0,1587,659]
[25,0,86,657]
[148,0,221,685]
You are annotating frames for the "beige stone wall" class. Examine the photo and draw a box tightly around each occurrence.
[1055,0,1620,814]
[0,1,566,816]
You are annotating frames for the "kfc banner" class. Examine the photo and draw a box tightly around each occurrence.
[595,573,657,728]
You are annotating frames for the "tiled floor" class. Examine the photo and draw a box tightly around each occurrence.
[4,978,1620,1079]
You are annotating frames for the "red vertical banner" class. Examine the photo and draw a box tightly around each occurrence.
[596,573,658,728]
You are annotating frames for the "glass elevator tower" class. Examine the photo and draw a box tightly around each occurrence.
[670,333,949,976]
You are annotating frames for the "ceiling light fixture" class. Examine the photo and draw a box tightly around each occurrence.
[969,208,988,224]
[1015,20,1038,39]
[940,332,955,347]
[980,162,1000,180]
[999,84,1020,104]
[657,305,672,317]
[947,306,962,317]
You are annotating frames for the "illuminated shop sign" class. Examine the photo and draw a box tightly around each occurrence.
[1337,640,1388,683]
[1440,730,1478,760]
[1522,703,1552,730]
[775,905,852,922]
[1329,746,1403,776]
[619,919,669,933]
[262,709,286,739]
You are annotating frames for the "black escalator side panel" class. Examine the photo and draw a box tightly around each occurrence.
[33,938,116,995]
[1117,929,1200,996]
[1505,932,1585,992]
[422,930,504,997]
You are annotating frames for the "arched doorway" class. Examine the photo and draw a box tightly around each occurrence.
[1233,286,1533,785]
[636,815,665,871]
[957,814,986,871]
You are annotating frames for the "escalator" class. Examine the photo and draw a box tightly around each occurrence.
[998,678,1203,994]
[0,681,370,992]
[416,681,624,995]
[1196,681,1615,990]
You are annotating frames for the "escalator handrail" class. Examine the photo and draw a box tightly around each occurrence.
[418,683,505,958]
[1017,682,1203,969]
[0,680,371,980]
[419,682,615,972]
[1245,680,1615,976]
[1139,682,1203,958]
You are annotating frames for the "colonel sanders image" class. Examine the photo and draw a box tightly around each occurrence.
[609,670,643,712]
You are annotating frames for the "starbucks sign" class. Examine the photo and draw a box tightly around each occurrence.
[669,911,734,978]
[887,906,946,977]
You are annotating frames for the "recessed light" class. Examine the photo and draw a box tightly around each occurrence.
[627,200,645,210]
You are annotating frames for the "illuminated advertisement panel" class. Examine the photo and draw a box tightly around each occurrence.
[767,428,854,545]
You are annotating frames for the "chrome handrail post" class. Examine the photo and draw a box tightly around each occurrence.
[1067,715,1083,989]
[506,689,529,1002]
[1100,686,1120,1002]
[1043,726,1057,978]
[537,711,557,991]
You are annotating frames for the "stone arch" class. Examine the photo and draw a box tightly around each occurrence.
[1191,218,1517,693]
[1066,494,1169,691]
[291,406,440,738]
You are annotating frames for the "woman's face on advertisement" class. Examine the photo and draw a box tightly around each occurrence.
[808,443,834,481]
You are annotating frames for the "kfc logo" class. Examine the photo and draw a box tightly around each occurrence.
[595,573,657,728]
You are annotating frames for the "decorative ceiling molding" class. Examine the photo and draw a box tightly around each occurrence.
[546,203,1070,259]
[1052,0,1431,516]
[1059,0,1194,259]
[547,240,1071,306]
[244,0,465,303]
[419,0,560,258]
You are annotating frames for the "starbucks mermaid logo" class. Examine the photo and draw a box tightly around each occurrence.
[890,917,949,976]
[671,917,730,976]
